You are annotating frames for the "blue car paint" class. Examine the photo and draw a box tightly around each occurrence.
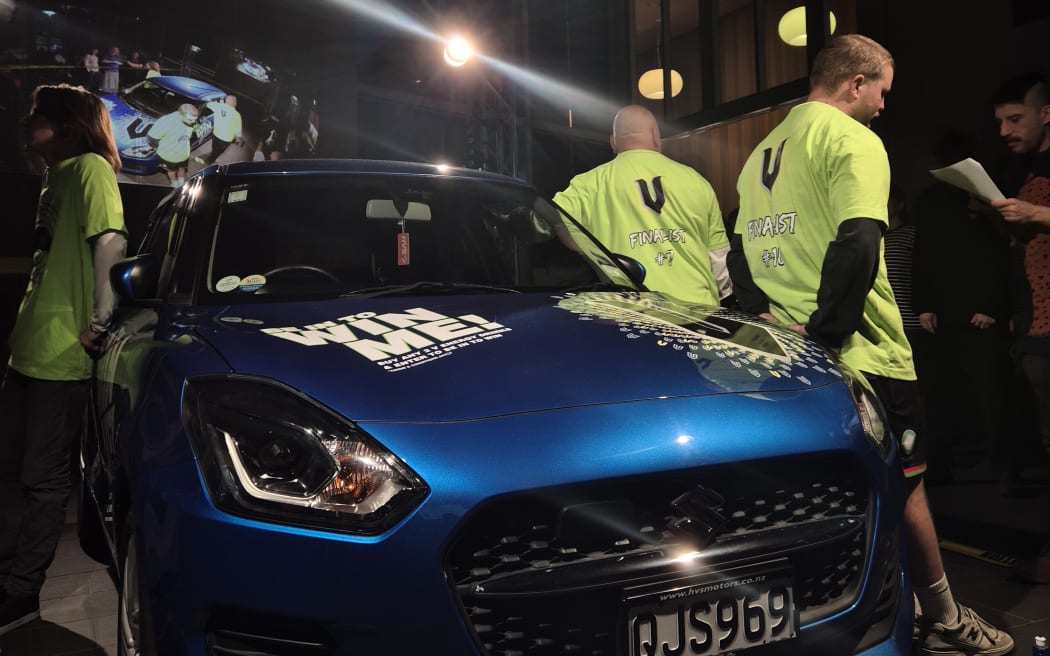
[100,76,225,175]
[129,387,908,653]
[191,294,842,422]
[81,160,912,655]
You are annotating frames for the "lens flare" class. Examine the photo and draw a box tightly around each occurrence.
[443,36,472,67]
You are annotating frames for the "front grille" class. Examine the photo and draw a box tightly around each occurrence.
[446,454,874,656]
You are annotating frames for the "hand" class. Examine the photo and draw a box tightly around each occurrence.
[991,198,1046,225]
[758,312,780,324]
[787,323,808,337]
[919,312,937,334]
[79,326,107,353]
[971,312,996,329]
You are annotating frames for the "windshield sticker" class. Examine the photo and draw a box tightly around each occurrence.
[227,189,248,204]
[239,274,266,293]
[215,275,241,293]
[260,307,510,373]
[555,292,836,387]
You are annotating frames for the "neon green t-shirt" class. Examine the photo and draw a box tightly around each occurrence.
[207,101,242,142]
[148,111,194,163]
[553,149,728,306]
[734,102,914,380]
[8,153,127,381]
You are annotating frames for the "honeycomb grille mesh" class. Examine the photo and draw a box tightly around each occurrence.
[446,455,874,656]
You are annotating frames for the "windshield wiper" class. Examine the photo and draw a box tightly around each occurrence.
[341,281,521,299]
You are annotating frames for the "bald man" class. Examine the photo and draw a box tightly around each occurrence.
[552,105,731,306]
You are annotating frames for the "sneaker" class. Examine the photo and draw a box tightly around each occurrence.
[916,603,1015,656]
[0,594,40,635]
[192,156,206,165]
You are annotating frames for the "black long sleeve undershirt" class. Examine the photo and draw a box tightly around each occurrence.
[806,217,883,348]
[727,232,770,315]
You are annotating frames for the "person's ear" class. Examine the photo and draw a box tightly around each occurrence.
[850,74,865,98]
[1041,103,1050,127]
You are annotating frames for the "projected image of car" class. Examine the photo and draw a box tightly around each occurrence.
[99,75,225,174]
[79,159,912,655]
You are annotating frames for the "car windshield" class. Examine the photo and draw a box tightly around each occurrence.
[121,83,192,117]
[203,173,639,303]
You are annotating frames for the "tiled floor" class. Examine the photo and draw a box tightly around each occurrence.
[0,510,117,655]
[0,469,1047,656]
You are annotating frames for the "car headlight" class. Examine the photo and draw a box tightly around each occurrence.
[182,375,428,534]
[835,362,891,458]
[121,144,154,159]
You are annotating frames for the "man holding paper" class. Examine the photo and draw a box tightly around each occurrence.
[991,72,1050,467]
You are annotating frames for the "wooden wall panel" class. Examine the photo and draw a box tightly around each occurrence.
[662,102,798,213]
[718,4,757,103]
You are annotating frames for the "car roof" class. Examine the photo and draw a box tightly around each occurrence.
[150,76,227,101]
[206,159,534,187]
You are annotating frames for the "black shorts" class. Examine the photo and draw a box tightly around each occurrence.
[864,374,928,479]
[158,156,189,170]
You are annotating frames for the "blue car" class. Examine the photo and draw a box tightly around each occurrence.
[79,160,912,656]
[99,76,225,175]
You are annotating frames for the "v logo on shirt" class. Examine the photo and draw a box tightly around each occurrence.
[761,139,787,192]
[636,176,666,213]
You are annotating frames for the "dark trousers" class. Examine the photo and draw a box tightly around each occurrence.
[206,136,233,164]
[922,326,1011,468]
[1020,352,1050,457]
[0,368,89,597]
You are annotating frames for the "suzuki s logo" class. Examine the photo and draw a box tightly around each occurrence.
[669,485,728,548]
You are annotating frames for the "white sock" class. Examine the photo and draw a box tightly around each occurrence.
[914,574,960,626]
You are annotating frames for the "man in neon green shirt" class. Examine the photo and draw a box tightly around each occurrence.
[553,105,730,306]
[199,94,243,165]
[729,35,1012,656]
[0,84,126,635]
[147,103,198,187]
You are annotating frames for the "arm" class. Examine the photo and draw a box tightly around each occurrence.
[79,231,128,351]
[77,156,128,351]
[991,198,1050,228]
[726,232,771,317]
[709,245,732,300]
[805,217,883,348]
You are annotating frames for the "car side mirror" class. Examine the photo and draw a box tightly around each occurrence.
[110,254,163,306]
[613,253,646,286]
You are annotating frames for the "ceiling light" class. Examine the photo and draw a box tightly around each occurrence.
[777,6,837,47]
[637,18,682,100]
[638,68,683,100]
[443,36,472,67]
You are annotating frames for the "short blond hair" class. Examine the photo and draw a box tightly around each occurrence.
[810,34,894,92]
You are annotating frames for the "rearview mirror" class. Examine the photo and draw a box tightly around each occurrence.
[366,199,432,221]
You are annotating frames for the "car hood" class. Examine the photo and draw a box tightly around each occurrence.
[191,291,843,422]
[99,94,154,153]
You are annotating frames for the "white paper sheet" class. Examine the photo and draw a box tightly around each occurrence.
[929,158,1005,202]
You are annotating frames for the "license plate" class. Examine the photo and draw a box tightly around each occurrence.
[625,563,796,656]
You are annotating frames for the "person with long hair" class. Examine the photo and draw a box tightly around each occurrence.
[0,83,127,635]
